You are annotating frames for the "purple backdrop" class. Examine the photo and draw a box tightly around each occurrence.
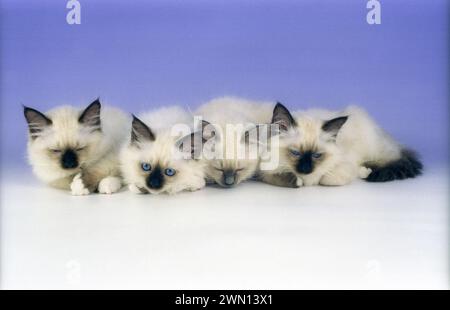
[1,0,448,167]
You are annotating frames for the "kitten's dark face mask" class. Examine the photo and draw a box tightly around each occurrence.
[24,99,102,174]
[60,149,79,169]
[290,150,324,175]
[271,102,349,176]
[209,166,247,187]
[56,146,91,170]
[286,148,325,175]
[145,166,165,190]
[45,143,92,172]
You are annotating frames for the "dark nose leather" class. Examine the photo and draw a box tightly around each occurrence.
[148,177,162,189]
[223,170,236,186]
[146,167,164,189]
[61,149,78,169]
[296,153,313,174]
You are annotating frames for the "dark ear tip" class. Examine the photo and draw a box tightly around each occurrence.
[87,98,101,109]
[23,106,31,118]
[23,105,35,112]
[274,102,290,113]
[338,115,349,124]
[92,98,101,107]
[23,106,40,117]
[201,120,211,130]
[131,114,141,123]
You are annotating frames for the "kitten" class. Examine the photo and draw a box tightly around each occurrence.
[195,97,274,187]
[24,99,130,195]
[261,103,423,187]
[120,106,206,195]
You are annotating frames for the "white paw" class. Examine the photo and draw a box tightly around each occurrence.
[129,183,145,194]
[70,174,90,196]
[188,179,206,192]
[98,177,122,194]
[188,185,202,192]
[359,166,372,179]
[296,177,304,187]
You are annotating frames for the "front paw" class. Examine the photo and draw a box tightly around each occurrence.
[188,185,203,192]
[70,173,90,196]
[98,177,122,194]
[188,179,206,192]
[281,172,301,188]
[129,183,148,194]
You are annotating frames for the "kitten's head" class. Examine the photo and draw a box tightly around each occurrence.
[120,116,206,195]
[272,103,348,177]
[202,122,260,187]
[24,99,104,182]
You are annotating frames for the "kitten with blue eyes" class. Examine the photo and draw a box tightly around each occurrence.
[24,99,130,195]
[262,103,422,187]
[120,106,207,195]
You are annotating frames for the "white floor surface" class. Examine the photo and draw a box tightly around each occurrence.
[1,166,448,289]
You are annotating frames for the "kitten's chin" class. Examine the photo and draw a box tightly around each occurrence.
[216,179,240,188]
[147,188,164,195]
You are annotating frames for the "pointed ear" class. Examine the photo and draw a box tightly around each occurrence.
[200,120,216,140]
[24,106,52,138]
[131,115,155,144]
[322,116,348,138]
[271,102,296,131]
[177,131,206,159]
[79,99,101,129]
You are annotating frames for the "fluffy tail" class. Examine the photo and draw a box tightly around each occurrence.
[365,149,423,182]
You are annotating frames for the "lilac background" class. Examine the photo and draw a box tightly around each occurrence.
[0,0,448,167]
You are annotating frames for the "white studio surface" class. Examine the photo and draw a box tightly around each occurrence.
[1,165,448,289]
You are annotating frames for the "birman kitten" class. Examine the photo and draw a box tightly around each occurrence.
[120,106,206,195]
[195,97,274,187]
[24,99,130,195]
[261,103,422,187]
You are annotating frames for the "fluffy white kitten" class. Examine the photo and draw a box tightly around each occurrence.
[262,103,422,187]
[120,106,206,195]
[195,97,274,187]
[24,99,130,195]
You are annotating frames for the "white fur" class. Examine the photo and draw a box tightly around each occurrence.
[120,106,207,195]
[195,97,274,186]
[70,173,90,196]
[271,106,403,186]
[196,96,274,126]
[98,176,122,194]
[27,104,130,194]
[358,166,372,179]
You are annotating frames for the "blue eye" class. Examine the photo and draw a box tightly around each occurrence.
[165,168,176,176]
[141,163,151,171]
[312,153,322,159]
[290,149,302,157]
